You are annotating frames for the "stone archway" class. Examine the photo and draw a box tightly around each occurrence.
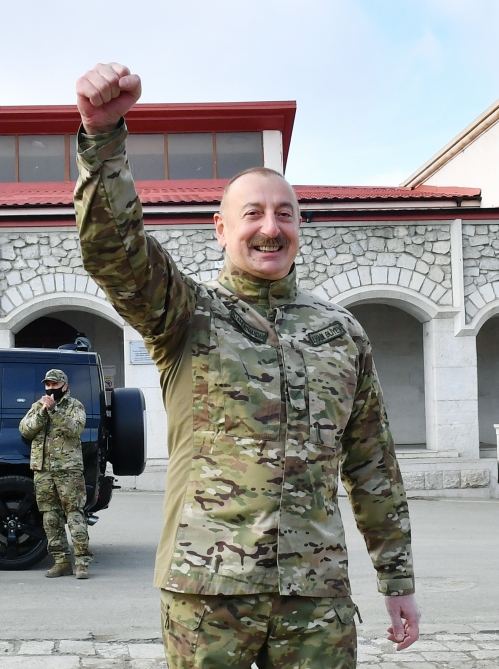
[2,293,126,394]
[348,303,426,448]
[477,314,499,450]
[15,316,78,349]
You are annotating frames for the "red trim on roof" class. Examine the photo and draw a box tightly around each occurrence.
[0,181,481,208]
[3,210,499,230]
[0,101,296,168]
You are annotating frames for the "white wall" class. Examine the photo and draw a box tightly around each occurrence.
[262,130,284,172]
[123,325,167,461]
[423,120,499,208]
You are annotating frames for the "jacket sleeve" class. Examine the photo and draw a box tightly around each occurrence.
[340,333,415,597]
[19,402,48,440]
[73,121,197,370]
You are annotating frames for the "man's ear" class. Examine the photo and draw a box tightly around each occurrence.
[213,212,226,249]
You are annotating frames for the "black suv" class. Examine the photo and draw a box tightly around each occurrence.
[0,347,146,570]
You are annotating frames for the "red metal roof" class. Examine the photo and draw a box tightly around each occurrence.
[294,184,481,202]
[0,181,481,208]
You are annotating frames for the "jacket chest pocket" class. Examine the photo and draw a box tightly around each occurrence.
[301,341,357,447]
[213,323,282,440]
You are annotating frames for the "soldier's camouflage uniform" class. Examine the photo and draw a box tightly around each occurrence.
[74,122,415,668]
[19,390,91,567]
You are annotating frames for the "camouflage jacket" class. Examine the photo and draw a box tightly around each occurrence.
[19,392,86,472]
[74,123,414,598]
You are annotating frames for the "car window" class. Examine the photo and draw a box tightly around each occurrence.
[1,364,37,410]
[57,365,94,415]
[1,360,100,416]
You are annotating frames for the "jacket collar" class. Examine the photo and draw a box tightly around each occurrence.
[217,258,297,312]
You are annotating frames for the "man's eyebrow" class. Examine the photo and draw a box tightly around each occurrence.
[241,201,295,209]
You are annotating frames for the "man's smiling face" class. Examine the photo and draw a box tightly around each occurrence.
[214,171,301,281]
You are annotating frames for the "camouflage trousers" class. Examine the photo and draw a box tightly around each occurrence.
[160,590,358,668]
[34,470,91,567]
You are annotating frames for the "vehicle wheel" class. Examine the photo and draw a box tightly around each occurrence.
[109,388,147,476]
[0,475,47,570]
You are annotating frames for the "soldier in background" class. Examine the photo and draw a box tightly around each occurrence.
[19,369,91,579]
[74,62,420,668]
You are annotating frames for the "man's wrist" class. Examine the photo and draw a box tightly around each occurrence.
[81,120,121,137]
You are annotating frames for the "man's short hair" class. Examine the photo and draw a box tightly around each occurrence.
[219,167,299,213]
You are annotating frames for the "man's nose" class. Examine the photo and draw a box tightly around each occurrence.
[260,212,280,236]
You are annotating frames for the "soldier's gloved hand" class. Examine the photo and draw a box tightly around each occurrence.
[40,394,56,412]
[76,62,142,136]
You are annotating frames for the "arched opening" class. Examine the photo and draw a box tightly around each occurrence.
[15,310,124,392]
[348,303,426,448]
[477,315,499,452]
[15,317,78,349]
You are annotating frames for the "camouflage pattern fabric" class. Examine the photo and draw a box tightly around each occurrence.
[160,589,357,668]
[34,470,91,566]
[19,392,86,472]
[20,391,90,565]
[43,368,68,384]
[74,123,414,600]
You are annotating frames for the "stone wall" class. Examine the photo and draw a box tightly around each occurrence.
[2,220,499,326]
[296,224,452,306]
[462,223,499,323]
[1,222,456,317]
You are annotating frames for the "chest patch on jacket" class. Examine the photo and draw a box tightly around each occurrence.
[306,322,346,346]
[230,310,268,343]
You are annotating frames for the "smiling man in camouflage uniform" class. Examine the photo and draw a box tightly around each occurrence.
[19,369,91,579]
[74,62,420,668]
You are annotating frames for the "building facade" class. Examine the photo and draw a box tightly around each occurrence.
[1,103,498,498]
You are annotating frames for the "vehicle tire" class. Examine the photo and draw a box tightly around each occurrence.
[0,475,47,570]
[109,388,147,476]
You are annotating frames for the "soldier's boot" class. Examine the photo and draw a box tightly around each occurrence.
[75,565,89,580]
[45,562,73,578]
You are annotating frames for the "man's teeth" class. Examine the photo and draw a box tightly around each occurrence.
[255,245,280,251]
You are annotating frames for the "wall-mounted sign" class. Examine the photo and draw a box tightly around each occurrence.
[129,340,153,365]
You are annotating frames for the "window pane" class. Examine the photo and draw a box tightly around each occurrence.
[0,136,16,181]
[216,132,263,178]
[128,134,165,179]
[19,135,64,181]
[70,135,78,181]
[168,133,213,179]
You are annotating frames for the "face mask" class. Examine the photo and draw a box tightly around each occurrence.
[45,387,66,402]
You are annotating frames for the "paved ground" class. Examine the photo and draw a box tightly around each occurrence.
[1,491,499,668]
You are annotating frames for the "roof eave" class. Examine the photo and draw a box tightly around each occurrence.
[402,99,499,188]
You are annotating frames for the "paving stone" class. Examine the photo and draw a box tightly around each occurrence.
[94,642,129,658]
[421,650,470,661]
[375,653,424,662]
[128,661,167,668]
[471,649,499,659]
[445,640,480,651]
[379,664,440,669]
[58,640,96,656]
[80,660,126,668]
[0,642,13,655]
[128,643,165,659]
[0,658,80,668]
[2,632,499,668]
[17,640,55,655]
[471,632,499,640]
[476,641,499,649]
[406,640,446,651]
